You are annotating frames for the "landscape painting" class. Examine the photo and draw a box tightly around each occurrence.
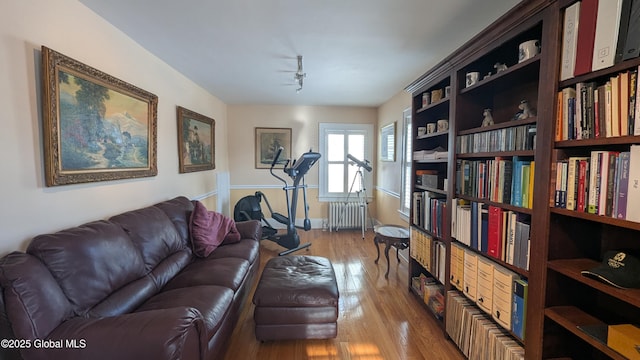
[42,46,158,186]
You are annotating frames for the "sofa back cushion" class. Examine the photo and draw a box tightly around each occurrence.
[27,220,145,316]
[110,206,186,273]
[153,196,194,247]
[0,252,73,340]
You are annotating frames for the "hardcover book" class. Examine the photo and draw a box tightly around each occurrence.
[512,279,528,340]
[575,0,599,76]
[626,145,640,222]
[561,2,581,80]
[592,0,624,71]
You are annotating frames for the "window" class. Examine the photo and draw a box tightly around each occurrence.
[319,123,373,201]
[399,108,412,216]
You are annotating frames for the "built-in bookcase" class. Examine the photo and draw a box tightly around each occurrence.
[406,1,557,358]
[542,1,640,358]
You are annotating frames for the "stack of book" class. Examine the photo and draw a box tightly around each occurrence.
[455,157,535,209]
[556,67,640,140]
[410,227,447,283]
[452,199,531,271]
[553,145,640,222]
[413,146,447,161]
[412,191,447,237]
[456,124,536,154]
[559,0,640,81]
[446,291,525,359]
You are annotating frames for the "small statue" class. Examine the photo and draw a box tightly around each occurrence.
[494,62,508,73]
[482,108,494,127]
[513,100,536,120]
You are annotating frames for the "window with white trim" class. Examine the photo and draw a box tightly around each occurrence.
[400,108,412,216]
[318,123,373,201]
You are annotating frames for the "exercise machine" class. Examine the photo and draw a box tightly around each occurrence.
[233,147,321,256]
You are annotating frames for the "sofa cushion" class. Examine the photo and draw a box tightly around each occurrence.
[164,257,249,292]
[154,196,194,247]
[0,252,72,340]
[110,206,185,272]
[148,249,193,290]
[137,286,234,338]
[206,239,260,265]
[87,275,156,318]
[189,201,239,257]
[27,220,145,315]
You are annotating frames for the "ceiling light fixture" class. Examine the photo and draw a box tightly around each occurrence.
[294,55,306,93]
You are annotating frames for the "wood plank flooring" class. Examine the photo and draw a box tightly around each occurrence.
[223,229,464,360]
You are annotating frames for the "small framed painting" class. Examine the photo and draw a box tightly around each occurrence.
[255,127,292,169]
[177,106,215,173]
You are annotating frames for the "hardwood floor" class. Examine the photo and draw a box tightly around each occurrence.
[223,229,464,360]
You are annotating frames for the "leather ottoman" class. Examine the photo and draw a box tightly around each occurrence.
[252,255,339,341]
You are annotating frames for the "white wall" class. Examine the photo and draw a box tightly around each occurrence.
[0,0,228,254]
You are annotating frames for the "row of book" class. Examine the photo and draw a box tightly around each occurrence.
[450,246,528,341]
[553,145,640,222]
[560,0,640,81]
[456,124,536,154]
[446,291,525,359]
[413,146,448,161]
[411,274,445,320]
[556,67,640,141]
[412,191,447,237]
[410,227,446,284]
[456,158,535,209]
[451,200,531,271]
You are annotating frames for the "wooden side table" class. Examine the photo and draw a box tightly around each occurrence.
[373,224,410,278]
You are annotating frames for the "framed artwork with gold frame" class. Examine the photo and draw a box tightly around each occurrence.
[41,46,158,186]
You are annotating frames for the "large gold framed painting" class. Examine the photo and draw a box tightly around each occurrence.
[41,46,158,186]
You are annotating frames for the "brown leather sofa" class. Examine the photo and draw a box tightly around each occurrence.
[0,196,260,360]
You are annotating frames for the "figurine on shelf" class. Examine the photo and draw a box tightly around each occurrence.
[513,99,536,120]
[494,62,508,73]
[482,108,494,127]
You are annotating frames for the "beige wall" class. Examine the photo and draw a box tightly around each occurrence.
[228,105,377,226]
[0,0,227,254]
[375,90,412,226]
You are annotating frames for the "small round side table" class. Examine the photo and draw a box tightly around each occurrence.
[373,224,410,278]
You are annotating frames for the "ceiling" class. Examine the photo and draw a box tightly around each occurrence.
[79,0,521,107]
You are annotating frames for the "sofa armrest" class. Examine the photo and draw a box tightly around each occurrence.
[30,307,206,360]
[235,220,262,241]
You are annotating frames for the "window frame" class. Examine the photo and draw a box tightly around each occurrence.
[318,123,374,202]
[399,108,412,217]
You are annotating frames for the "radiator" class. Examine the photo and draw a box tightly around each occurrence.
[329,201,366,231]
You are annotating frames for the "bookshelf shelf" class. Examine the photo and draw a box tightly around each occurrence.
[416,97,450,113]
[456,195,533,215]
[558,56,640,88]
[459,55,542,95]
[458,117,537,136]
[456,150,535,159]
[544,306,627,360]
[555,135,640,148]
[414,159,448,164]
[415,185,447,195]
[550,208,640,231]
[453,239,530,277]
[547,259,640,308]
[417,130,449,140]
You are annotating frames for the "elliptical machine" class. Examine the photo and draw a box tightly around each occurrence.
[234,147,321,256]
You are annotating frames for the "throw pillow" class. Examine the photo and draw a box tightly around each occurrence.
[189,201,240,257]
